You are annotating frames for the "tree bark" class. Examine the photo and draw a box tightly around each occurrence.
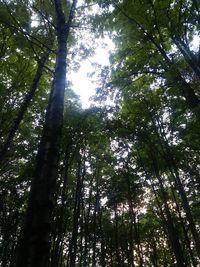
[15,1,77,267]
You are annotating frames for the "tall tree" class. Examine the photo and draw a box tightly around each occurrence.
[15,1,77,266]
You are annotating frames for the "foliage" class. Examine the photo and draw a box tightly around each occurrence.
[0,0,200,266]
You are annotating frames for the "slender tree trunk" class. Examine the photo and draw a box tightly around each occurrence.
[91,213,97,267]
[50,146,71,267]
[79,199,85,266]
[152,154,186,266]
[154,125,200,258]
[124,164,142,267]
[114,206,122,267]
[169,183,197,267]
[92,191,99,267]
[151,183,177,263]
[83,181,93,267]
[15,1,77,267]
[148,112,200,259]
[99,211,107,267]
[151,167,187,266]
[68,159,85,267]
[0,49,50,163]
[170,162,200,258]
[128,222,135,267]
[141,157,187,267]
[150,238,158,267]
[1,210,16,267]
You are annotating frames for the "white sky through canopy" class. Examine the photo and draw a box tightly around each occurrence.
[68,37,115,108]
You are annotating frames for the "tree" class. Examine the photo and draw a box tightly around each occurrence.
[15,1,77,267]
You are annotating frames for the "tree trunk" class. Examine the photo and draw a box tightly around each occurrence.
[79,199,85,266]
[99,211,107,267]
[157,175,186,266]
[141,157,187,267]
[83,181,93,267]
[114,206,122,267]
[150,157,187,267]
[92,192,99,267]
[150,238,158,267]
[155,125,200,258]
[15,1,77,267]
[124,164,141,267]
[170,160,200,258]
[149,111,200,258]
[169,182,197,267]
[68,159,85,267]
[0,49,50,163]
[50,145,71,267]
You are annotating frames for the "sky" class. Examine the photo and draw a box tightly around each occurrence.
[31,2,115,109]
[68,37,115,108]
[31,1,200,110]
[68,36,200,109]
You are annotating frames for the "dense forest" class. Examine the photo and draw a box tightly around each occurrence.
[0,0,200,266]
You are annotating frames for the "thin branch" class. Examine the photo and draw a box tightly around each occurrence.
[32,5,57,30]
[1,0,56,55]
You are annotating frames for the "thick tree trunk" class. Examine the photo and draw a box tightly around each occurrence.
[15,1,77,267]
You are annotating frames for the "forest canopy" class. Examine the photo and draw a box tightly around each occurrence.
[0,0,200,266]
